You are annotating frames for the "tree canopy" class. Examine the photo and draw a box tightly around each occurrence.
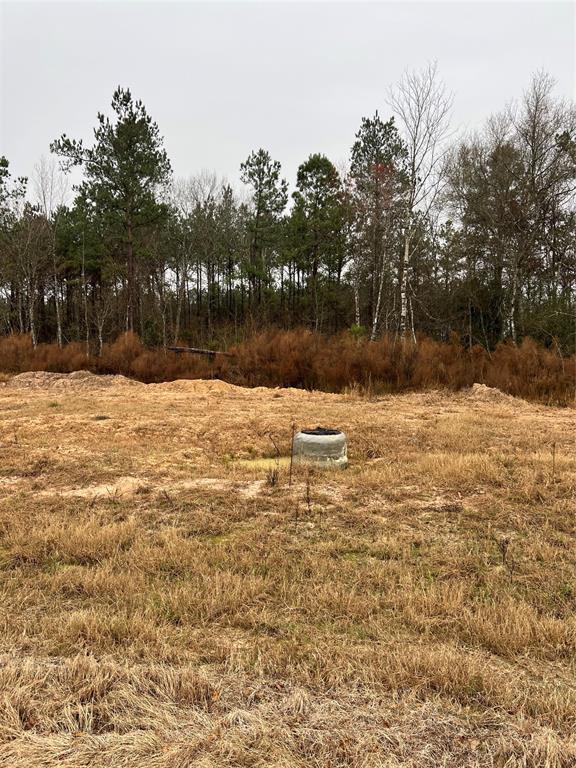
[0,71,574,353]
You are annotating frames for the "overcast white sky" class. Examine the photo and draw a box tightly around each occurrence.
[0,1,574,193]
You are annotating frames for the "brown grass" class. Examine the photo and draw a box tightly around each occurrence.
[0,375,575,765]
[0,329,574,405]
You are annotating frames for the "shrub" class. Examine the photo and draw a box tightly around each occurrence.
[0,330,573,405]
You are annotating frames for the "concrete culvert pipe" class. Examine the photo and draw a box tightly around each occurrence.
[293,427,348,469]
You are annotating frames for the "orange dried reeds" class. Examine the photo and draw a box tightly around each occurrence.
[0,330,573,405]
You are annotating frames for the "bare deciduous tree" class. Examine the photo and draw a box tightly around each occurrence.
[32,156,69,346]
[390,62,453,340]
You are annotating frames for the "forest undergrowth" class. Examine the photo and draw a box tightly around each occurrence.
[0,330,573,405]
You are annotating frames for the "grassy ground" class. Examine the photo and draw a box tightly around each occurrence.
[0,372,575,767]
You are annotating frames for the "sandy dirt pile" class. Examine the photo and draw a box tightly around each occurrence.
[152,378,242,394]
[4,371,531,406]
[464,382,528,406]
[7,371,259,396]
[6,370,142,390]
[5,371,344,399]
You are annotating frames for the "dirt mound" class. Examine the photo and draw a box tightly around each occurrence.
[7,370,141,390]
[155,380,342,399]
[464,383,527,406]
[5,372,326,397]
[152,378,242,394]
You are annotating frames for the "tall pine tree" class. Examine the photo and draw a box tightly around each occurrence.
[51,87,172,332]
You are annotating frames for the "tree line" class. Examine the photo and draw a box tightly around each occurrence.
[1,66,575,353]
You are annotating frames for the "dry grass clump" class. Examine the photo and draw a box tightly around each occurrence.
[5,652,574,768]
[0,378,575,765]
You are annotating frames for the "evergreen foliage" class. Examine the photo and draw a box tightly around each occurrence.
[0,74,574,354]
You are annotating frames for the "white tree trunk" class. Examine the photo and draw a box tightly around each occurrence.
[53,265,63,348]
[370,266,386,341]
[17,291,24,334]
[27,280,37,348]
[509,266,518,343]
[354,281,361,328]
[81,240,90,356]
[49,226,63,347]
[409,296,417,343]
[399,234,410,339]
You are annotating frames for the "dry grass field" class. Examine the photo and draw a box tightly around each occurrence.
[0,371,574,767]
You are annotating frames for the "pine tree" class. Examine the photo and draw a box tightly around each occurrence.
[240,149,288,310]
[51,87,172,332]
[350,112,407,338]
[291,153,348,329]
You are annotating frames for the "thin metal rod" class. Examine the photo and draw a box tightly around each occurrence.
[289,422,295,487]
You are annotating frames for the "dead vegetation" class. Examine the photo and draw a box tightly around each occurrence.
[0,329,574,405]
[0,375,575,766]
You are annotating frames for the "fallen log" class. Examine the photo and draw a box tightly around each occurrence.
[167,346,235,358]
